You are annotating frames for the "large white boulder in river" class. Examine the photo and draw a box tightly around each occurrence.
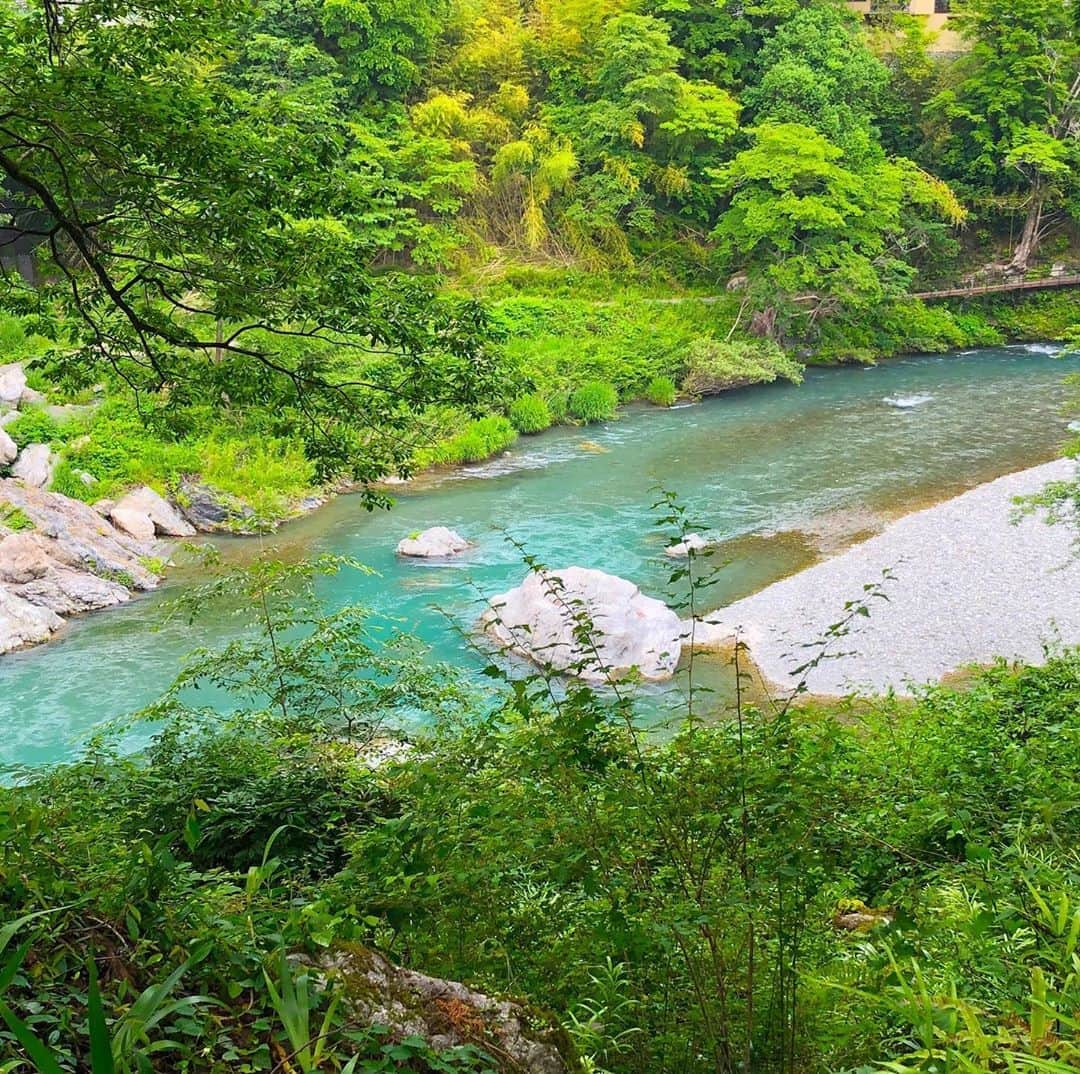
[483,566,683,683]
[396,526,470,558]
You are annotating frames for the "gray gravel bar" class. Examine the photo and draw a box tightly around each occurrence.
[698,459,1080,696]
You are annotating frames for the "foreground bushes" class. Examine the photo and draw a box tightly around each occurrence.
[0,550,1076,1074]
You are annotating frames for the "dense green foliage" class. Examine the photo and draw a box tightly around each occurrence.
[644,376,677,407]
[568,381,619,423]
[4,0,1080,517]
[508,393,553,433]
[0,553,1078,1072]
[3,3,1080,1062]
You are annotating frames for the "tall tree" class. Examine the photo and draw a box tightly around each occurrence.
[742,2,889,167]
[0,0,499,486]
[711,122,964,334]
[927,0,1080,272]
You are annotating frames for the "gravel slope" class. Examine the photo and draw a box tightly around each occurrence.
[698,459,1080,696]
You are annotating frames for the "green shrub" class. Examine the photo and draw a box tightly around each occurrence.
[508,393,552,434]
[48,460,97,502]
[569,381,619,423]
[199,436,315,521]
[645,375,677,407]
[419,415,518,467]
[681,338,803,396]
[547,391,569,423]
[4,407,65,447]
[0,503,33,531]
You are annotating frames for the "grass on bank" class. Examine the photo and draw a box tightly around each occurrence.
[5,286,1080,524]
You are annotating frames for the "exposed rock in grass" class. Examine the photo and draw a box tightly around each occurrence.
[0,363,26,405]
[11,443,55,488]
[323,945,575,1074]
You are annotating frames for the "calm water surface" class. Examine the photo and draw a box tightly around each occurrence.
[2,344,1077,766]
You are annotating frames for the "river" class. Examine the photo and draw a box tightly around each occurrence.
[1,344,1077,767]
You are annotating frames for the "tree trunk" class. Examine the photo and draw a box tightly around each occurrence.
[1008,193,1043,274]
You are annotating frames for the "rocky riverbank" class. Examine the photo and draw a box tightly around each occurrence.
[695,458,1080,696]
[0,479,171,652]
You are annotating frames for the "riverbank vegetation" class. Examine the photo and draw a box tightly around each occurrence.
[3,0,1080,522]
[0,552,1077,1072]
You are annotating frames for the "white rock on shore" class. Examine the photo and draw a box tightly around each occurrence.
[110,485,196,539]
[696,459,1080,696]
[483,566,683,683]
[0,586,63,652]
[0,363,26,405]
[0,427,15,466]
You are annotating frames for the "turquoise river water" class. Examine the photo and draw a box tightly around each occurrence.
[1,344,1078,768]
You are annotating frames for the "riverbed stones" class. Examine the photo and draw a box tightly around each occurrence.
[0,363,26,405]
[0,427,16,466]
[396,526,470,558]
[11,443,55,487]
[483,566,683,683]
[696,458,1080,696]
[110,486,196,538]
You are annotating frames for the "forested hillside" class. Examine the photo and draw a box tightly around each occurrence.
[2,0,1080,520]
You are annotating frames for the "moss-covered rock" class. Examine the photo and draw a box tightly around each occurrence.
[322,944,578,1074]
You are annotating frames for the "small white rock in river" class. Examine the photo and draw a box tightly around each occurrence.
[396,526,470,558]
[665,533,711,558]
[11,443,54,488]
[483,566,683,684]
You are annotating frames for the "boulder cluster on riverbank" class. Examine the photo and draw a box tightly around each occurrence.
[0,479,165,653]
[1,361,200,653]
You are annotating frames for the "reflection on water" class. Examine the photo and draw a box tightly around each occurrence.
[1,345,1077,766]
